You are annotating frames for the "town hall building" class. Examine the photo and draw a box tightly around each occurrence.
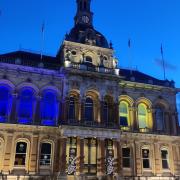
[0,0,180,179]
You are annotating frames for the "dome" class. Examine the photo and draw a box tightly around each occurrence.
[65,24,110,49]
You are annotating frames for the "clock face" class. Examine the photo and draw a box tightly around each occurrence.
[81,15,90,24]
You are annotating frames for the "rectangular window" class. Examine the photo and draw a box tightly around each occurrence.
[122,147,131,168]
[142,149,150,169]
[40,143,52,166]
[14,142,27,166]
[161,150,169,169]
[84,138,97,175]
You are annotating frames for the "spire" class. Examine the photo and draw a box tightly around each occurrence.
[74,0,93,27]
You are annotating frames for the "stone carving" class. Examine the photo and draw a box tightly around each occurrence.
[112,58,118,68]
[65,50,72,61]
[67,148,77,175]
[107,156,114,175]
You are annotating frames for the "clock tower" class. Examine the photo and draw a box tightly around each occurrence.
[74,0,93,26]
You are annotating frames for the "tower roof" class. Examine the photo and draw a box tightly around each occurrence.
[65,0,110,49]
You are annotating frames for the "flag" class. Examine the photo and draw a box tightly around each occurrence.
[128,39,131,48]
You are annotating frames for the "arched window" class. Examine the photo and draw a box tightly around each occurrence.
[138,104,148,129]
[68,97,76,120]
[85,56,92,64]
[18,89,35,124]
[119,102,129,127]
[14,141,27,166]
[161,148,169,169]
[85,97,94,121]
[155,107,164,131]
[40,142,52,166]
[0,86,12,122]
[41,91,58,126]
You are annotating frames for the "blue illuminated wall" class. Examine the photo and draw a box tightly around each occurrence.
[41,90,58,126]
[0,86,12,123]
[18,88,35,124]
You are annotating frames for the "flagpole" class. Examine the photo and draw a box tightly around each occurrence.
[161,44,166,80]
[128,39,133,75]
[41,22,45,60]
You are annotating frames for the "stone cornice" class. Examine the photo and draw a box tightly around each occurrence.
[60,125,120,139]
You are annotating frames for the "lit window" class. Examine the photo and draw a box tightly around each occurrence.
[40,143,52,166]
[0,86,12,123]
[122,147,131,168]
[138,104,147,129]
[142,148,150,169]
[84,138,97,175]
[119,102,129,127]
[156,107,164,131]
[18,89,35,124]
[161,149,169,169]
[14,142,27,166]
[41,91,58,126]
[85,97,94,121]
[68,97,76,120]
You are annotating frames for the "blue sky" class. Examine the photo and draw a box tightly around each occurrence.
[0,0,180,88]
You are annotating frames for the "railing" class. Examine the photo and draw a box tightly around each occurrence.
[61,119,119,129]
[0,57,60,70]
[70,62,119,75]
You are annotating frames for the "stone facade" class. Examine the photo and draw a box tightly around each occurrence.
[0,0,180,180]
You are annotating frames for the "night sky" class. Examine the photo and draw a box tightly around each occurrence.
[0,0,180,112]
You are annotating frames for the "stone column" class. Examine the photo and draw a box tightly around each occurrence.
[61,98,68,124]
[134,142,142,176]
[129,107,134,131]
[133,107,138,131]
[171,113,178,135]
[80,98,85,122]
[29,134,39,174]
[10,93,17,123]
[3,133,14,173]
[59,137,67,177]
[78,100,81,121]
[147,108,153,132]
[100,101,104,124]
[152,109,156,132]
[172,145,179,175]
[130,141,136,177]
[113,140,120,177]
[76,137,84,176]
[164,112,170,134]
[114,103,119,126]
[153,142,161,176]
[97,138,105,177]
[34,96,41,125]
